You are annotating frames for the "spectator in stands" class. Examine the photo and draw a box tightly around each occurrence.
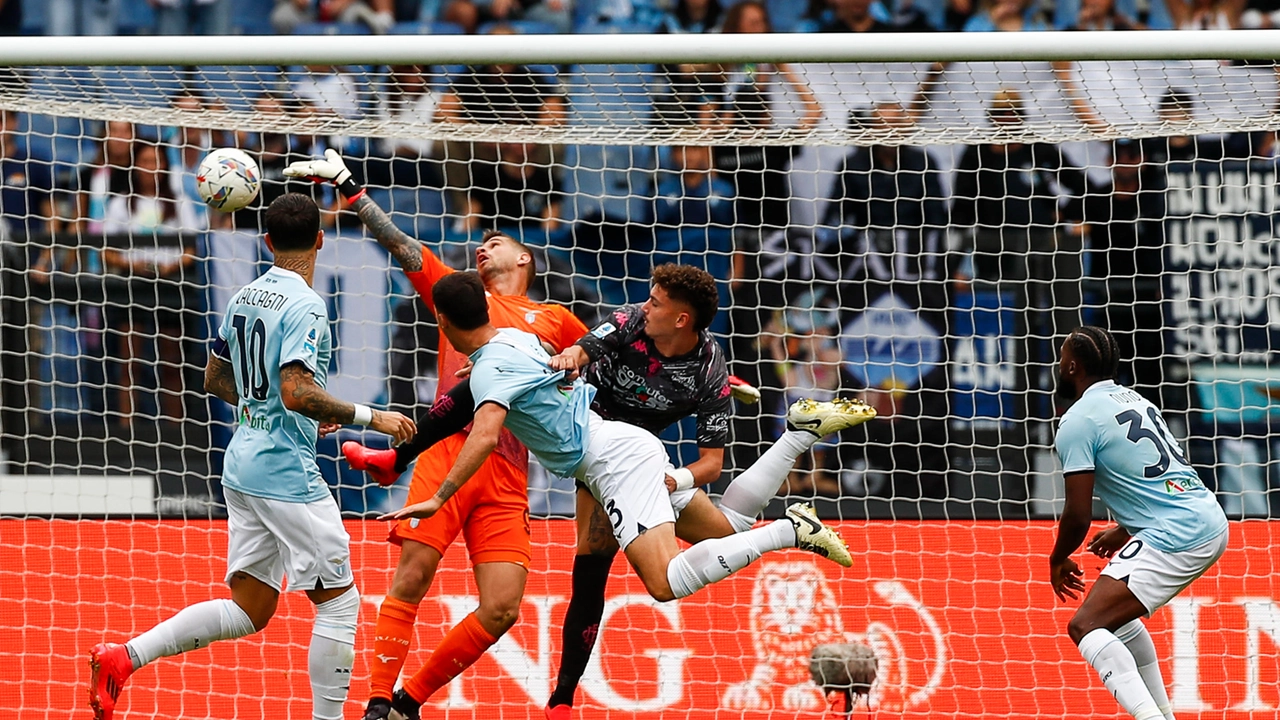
[293,65,366,121]
[435,0,573,34]
[1241,0,1280,27]
[815,0,894,31]
[715,1,824,236]
[0,0,20,34]
[952,87,1087,340]
[659,0,724,32]
[1083,138,1166,402]
[272,0,395,34]
[1164,0,1240,28]
[761,295,847,498]
[1067,0,1143,29]
[0,108,52,244]
[826,102,951,501]
[163,88,214,229]
[825,102,947,239]
[650,104,736,334]
[464,140,563,232]
[364,64,443,189]
[153,0,230,34]
[436,24,566,224]
[46,0,119,35]
[962,0,1050,30]
[101,140,201,425]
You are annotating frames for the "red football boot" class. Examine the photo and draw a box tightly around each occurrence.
[89,643,134,720]
[544,704,572,720]
[342,441,402,487]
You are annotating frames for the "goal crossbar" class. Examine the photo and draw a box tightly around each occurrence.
[2,30,1280,66]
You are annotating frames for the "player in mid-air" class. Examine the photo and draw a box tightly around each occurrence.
[1049,326,1229,720]
[381,271,865,720]
[283,150,590,720]
[542,264,873,719]
[86,193,416,720]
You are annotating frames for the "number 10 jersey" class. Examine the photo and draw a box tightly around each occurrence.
[1055,380,1228,553]
[215,266,333,504]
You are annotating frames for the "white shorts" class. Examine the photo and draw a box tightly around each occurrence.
[1100,529,1229,613]
[575,414,677,550]
[224,487,354,593]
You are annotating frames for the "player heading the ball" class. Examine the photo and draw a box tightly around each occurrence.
[87,194,416,720]
[1049,326,1229,720]
[376,271,865,717]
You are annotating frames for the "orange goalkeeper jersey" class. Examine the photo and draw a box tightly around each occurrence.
[405,246,588,471]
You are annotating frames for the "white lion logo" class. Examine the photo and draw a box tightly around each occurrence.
[721,561,945,713]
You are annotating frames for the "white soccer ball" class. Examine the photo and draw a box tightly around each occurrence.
[196,148,261,213]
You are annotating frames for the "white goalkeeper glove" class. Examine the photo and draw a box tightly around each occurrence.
[728,375,761,405]
[283,148,364,201]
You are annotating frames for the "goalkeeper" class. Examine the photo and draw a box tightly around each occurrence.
[285,151,589,720]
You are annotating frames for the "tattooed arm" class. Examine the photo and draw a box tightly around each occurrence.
[280,362,417,441]
[380,402,507,520]
[204,355,239,406]
[351,194,424,273]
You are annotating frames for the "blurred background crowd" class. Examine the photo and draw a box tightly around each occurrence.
[3,0,1279,519]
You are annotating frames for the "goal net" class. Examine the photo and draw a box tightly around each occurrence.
[2,31,1278,719]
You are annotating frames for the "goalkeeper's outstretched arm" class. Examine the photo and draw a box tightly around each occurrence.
[283,149,424,272]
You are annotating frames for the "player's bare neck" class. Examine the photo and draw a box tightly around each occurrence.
[454,325,499,355]
[484,272,528,298]
[273,254,316,286]
[653,330,699,359]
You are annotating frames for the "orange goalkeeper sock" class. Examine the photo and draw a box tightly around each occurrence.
[369,596,420,702]
[402,612,498,704]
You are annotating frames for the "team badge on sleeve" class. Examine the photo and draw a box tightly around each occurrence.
[303,327,319,356]
[591,322,616,339]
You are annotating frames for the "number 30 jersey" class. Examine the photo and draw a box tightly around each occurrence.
[1056,380,1228,552]
[214,266,333,504]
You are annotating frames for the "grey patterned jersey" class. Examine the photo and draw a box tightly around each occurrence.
[576,304,731,448]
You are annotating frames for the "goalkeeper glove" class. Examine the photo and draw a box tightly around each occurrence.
[283,149,365,201]
[727,375,760,405]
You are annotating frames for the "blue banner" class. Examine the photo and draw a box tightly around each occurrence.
[950,290,1019,423]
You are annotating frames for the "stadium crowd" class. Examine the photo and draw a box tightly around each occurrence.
[2,0,1280,517]
[6,0,1280,36]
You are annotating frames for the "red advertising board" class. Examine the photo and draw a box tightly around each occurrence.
[2,519,1277,718]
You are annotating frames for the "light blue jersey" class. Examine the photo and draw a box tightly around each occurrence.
[469,328,597,477]
[215,267,332,504]
[1056,380,1228,552]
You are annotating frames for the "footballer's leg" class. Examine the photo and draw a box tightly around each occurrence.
[547,487,620,717]
[718,399,875,531]
[392,562,527,718]
[367,440,465,719]
[1069,576,1164,720]
[90,489,277,720]
[90,575,267,720]
[343,379,478,486]
[392,463,532,719]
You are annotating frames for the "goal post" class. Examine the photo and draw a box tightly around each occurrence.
[2,31,1279,719]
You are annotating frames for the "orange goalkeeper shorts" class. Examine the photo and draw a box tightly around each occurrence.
[388,433,532,568]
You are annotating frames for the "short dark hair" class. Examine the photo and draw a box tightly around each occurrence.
[264,193,321,252]
[482,229,537,288]
[433,271,490,330]
[1066,326,1120,380]
[653,263,719,332]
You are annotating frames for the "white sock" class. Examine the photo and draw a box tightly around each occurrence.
[719,430,814,528]
[665,519,796,599]
[1078,628,1165,720]
[310,586,360,720]
[126,598,256,669]
[1114,620,1174,720]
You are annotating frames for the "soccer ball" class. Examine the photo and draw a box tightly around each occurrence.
[196,148,261,213]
